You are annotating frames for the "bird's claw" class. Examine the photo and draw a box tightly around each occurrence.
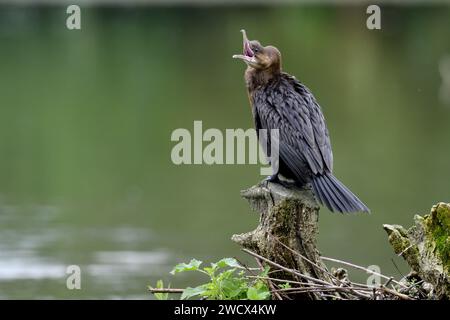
[261,174,279,188]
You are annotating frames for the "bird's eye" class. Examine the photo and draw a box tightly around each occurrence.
[252,46,259,53]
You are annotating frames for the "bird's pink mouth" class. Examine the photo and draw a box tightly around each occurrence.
[232,29,255,63]
[243,32,254,58]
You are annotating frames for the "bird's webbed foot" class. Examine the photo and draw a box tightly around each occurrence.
[261,174,280,188]
[265,174,279,183]
[261,174,297,189]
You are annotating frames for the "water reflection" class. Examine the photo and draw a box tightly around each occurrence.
[0,250,65,280]
[0,5,449,299]
[0,199,172,298]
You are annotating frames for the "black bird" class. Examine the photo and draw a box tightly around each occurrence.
[233,30,369,213]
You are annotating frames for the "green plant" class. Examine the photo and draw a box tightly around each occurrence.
[278,282,291,290]
[150,280,170,300]
[170,258,271,300]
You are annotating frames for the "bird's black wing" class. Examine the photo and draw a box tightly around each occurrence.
[290,76,333,173]
[254,74,333,182]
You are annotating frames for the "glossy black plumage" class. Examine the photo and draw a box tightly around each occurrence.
[233,30,369,213]
[252,73,369,213]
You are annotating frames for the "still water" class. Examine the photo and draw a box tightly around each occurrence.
[0,6,449,298]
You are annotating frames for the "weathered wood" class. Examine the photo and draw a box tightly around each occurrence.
[384,202,450,300]
[231,182,332,300]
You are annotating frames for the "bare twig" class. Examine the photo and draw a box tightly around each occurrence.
[242,248,371,300]
[272,286,372,299]
[148,288,184,294]
[271,236,339,282]
[378,286,415,300]
[254,257,283,300]
[391,258,406,280]
[242,248,330,287]
[271,236,351,299]
[234,256,258,276]
[246,275,315,287]
[383,277,394,287]
[397,244,415,257]
[321,256,407,288]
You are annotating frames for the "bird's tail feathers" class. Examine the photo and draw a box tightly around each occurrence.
[311,173,370,213]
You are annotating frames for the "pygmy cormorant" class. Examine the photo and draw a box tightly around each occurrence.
[233,30,369,213]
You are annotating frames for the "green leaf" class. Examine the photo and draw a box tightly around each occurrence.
[168,257,272,300]
[221,279,247,299]
[203,266,215,276]
[181,286,207,300]
[279,282,291,289]
[151,280,169,300]
[218,268,237,280]
[216,258,241,269]
[170,259,202,275]
[247,286,270,300]
[260,266,270,277]
[246,287,259,300]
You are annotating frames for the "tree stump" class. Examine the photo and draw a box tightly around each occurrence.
[231,182,332,300]
[384,202,450,299]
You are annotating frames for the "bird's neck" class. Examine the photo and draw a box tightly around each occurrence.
[245,66,281,92]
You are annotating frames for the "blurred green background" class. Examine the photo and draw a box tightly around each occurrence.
[0,4,449,299]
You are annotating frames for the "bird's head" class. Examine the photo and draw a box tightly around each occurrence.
[232,30,281,72]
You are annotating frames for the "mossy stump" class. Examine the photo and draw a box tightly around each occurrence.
[384,202,450,299]
[231,182,332,300]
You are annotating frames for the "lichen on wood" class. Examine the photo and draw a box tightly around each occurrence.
[230,182,449,300]
[384,202,450,299]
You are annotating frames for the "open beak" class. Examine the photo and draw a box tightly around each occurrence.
[232,29,256,64]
